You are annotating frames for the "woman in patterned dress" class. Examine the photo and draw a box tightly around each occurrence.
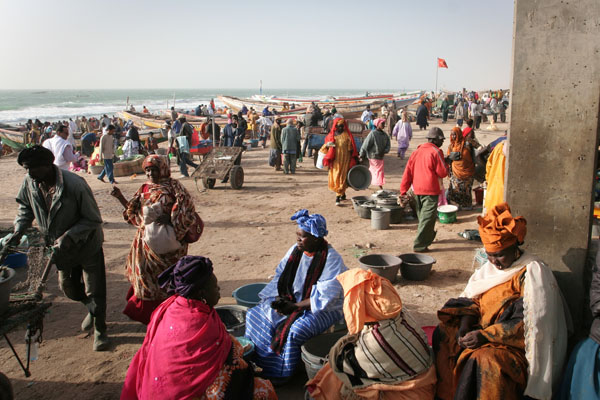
[111,155,197,324]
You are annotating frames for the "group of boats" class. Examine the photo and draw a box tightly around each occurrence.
[0,91,424,147]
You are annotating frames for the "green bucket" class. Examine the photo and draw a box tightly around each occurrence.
[437,205,458,224]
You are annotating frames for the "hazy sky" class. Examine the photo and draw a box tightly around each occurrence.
[0,0,514,91]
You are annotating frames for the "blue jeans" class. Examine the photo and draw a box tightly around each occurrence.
[179,152,198,177]
[98,158,114,183]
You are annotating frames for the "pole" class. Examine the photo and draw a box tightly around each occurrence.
[435,63,439,96]
[260,80,263,96]
[173,93,176,108]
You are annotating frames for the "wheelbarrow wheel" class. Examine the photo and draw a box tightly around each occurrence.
[229,166,244,189]
[202,177,216,189]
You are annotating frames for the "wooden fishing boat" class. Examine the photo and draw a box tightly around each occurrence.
[0,124,27,145]
[217,96,307,116]
[119,110,228,130]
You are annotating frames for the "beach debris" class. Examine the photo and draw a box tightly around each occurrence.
[366,242,376,249]
[353,243,363,249]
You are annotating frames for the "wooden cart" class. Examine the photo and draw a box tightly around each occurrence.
[191,147,245,190]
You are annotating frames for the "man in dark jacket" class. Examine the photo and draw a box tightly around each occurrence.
[7,146,109,351]
[416,100,429,130]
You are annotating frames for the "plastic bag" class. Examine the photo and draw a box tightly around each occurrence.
[143,203,181,254]
[316,151,326,169]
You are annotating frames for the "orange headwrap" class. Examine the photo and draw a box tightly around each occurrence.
[322,117,359,169]
[336,268,402,335]
[478,203,527,252]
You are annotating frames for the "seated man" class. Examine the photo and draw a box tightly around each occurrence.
[307,268,437,399]
[245,209,347,380]
[433,203,568,400]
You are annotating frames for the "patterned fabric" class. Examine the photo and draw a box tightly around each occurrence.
[123,165,196,304]
[434,269,528,400]
[447,174,474,208]
[291,209,328,238]
[331,311,432,389]
[246,305,342,378]
[203,339,277,400]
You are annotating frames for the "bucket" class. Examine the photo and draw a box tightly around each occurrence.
[0,267,16,315]
[357,202,375,219]
[250,139,259,148]
[382,205,403,224]
[358,254,402,283]
[232,282,267,308]
[301,332,346,379]
[347,165,372,190]
[473,187,484,205]
[371,208,391,230]
[351,196,371,215]
[2,253,27,269]
[437,205,458,224]
[215,305,249,337]
[398,253,436,281]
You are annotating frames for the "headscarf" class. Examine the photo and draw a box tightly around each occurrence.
[158,256,214,299]
[322,117,359,168]
[142,154,170,182]
[448,126,464,150]
[374,118,386,129]
[462,126,473,138]
[478,203,527,252]
[291,209,328,238]
[336,268,402,334]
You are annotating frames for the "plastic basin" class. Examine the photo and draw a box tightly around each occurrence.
[215,305,249,337]
[2,253,27,269]
[347,165,372,190]
[232,282,267,308]
[301,331,346,379]
[358,254,402,283]
[398,253,436,281]
[0,267,16,315]
[438,205,458,224]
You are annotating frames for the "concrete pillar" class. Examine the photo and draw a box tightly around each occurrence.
[506,0,600,329]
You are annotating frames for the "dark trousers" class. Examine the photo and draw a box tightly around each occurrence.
[302,133,313,157]
[178,152,198,177]
[58,249,107,333]
[413,195,439,251]
[283,153,297,174]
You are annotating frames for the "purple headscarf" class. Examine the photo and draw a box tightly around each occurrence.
[158,256,214,298]
[291,209,328,238]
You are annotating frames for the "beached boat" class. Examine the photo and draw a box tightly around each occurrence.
[252,93,397,105]
[119,110,228,130]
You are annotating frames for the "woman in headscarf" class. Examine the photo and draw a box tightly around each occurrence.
[320,118,359,205]
[359,118,391,190]
[245,209,347,381]
[121,256,277,400]
[446,126,476,210]
[416,100,429,130]
[392,109,413,159]
[433,203,568,400]
[110,155,198,324]
[306,268,437,399]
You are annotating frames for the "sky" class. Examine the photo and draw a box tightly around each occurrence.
[0,0,514,91]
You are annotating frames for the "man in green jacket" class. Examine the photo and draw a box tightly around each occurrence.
[281,119,301,174]
[7,146,109,351]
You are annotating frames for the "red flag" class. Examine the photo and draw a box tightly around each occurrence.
[437,58,448,68]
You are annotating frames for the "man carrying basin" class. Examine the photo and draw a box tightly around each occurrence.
[399,127,449,252]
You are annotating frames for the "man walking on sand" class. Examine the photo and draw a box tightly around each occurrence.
[97,124,117,184]
[7,145,109,351]
[400,127,448,252]
[281,119,301,174]
[43,124,78,170]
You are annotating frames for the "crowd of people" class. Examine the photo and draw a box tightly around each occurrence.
[3,92,596,400]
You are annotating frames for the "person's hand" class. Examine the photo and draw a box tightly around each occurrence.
[54,234,74,252]
[271,298,298,315]
[326,142,335,148]
[458,330,488,349]
[457,314,478,340]
[110,186,123,199]
[5,231,24,247]
[398,194,410,207]
[155,214,171,225]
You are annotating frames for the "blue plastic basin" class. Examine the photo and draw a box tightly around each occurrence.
[232,282,267,308]
[3,253,27,269]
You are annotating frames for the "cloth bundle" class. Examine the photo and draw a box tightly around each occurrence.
[143,202,181,254]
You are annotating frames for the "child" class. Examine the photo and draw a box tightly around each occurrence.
[392,110,413,159]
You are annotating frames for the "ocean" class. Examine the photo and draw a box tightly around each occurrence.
[0,89,408,125]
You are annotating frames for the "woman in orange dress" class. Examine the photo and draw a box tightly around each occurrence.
[446,126,475,209]
[321,118,359,206]
[433,203,568,400]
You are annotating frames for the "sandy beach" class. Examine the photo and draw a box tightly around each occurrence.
[0,118,508,399]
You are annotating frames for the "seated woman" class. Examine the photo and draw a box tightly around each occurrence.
[434,203,568,400]
[307,268,437,399]
[121,256,277,400]
[111,155,198,324]
[558,245,600,399]
[245,209,347,380]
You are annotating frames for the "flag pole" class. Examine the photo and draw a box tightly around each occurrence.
[435,59,439,96]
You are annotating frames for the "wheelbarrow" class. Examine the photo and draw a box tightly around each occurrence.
[191,147,245,190]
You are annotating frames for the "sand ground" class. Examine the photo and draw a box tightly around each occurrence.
[0,118,508,399]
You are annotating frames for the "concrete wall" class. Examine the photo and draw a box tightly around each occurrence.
[507,0,600,328]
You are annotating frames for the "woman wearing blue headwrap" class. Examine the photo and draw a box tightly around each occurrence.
[245,209,348,382]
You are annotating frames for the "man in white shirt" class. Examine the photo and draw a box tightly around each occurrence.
[42,124,78,170]
[67,118,78,146]
[361,105,373,123]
